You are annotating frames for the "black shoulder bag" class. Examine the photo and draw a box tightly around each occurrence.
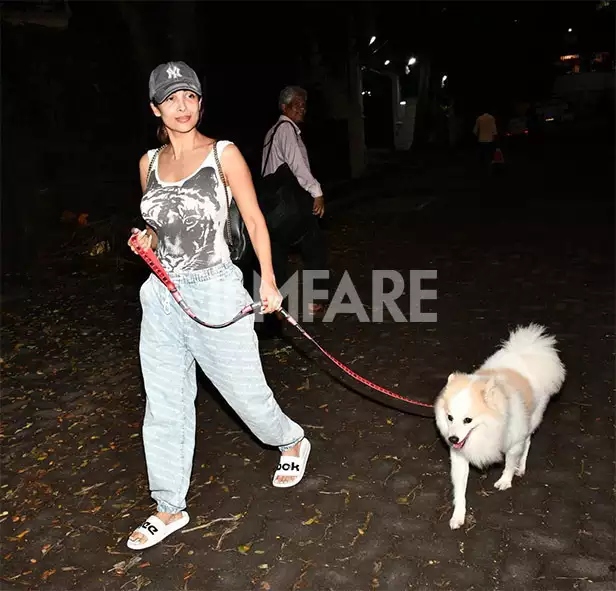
[257,121,313,247]
[212,141,249,263]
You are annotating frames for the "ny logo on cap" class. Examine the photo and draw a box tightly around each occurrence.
[166,65,181,79]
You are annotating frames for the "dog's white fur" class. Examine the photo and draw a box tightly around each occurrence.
[434,324,565,529]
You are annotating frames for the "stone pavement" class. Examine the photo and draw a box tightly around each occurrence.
[1,121,614,590]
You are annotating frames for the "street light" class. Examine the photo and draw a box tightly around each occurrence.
[384,59,390,65]
[568,28,573,32]
[441,74,448,88]
[408,56,417,66]
[369,36,376,45]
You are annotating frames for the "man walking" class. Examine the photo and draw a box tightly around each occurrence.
[259,86,328,333]
[473,109,498,169]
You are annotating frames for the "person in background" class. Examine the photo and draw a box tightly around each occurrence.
[473,109,498,168]
[260,86,328,332]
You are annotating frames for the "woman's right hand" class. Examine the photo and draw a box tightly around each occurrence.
[128,228,153,255]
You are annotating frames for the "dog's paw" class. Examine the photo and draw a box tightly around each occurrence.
[494,477,512,490]
[514,467,526,477]
[449,513,465,530]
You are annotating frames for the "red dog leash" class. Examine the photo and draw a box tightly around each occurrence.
[129,230,433,410]
[276,309,433,409]
[129,230,260,328]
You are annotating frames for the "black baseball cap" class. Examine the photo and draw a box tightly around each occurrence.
[149,61,202,104]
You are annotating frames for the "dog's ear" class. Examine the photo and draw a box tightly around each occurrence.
[447,372,459,384]
[482,377,506,413]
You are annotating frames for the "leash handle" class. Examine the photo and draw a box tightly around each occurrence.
[129,229,178,293]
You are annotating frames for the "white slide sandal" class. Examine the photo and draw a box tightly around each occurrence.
[127,511,190,550]
[272,438,311,488]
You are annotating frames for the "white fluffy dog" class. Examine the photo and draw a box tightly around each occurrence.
[435,324,566,529]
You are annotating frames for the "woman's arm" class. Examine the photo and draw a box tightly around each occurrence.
[220,144,275,284]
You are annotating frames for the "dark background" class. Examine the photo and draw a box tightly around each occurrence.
[1,1,614,269]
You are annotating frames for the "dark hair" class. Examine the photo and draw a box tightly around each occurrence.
[154,97,204,146]
[157,121,169,145]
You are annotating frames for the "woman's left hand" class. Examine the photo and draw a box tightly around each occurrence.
[260,278,283,314]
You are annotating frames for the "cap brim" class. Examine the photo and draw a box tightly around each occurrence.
[153,82,202,104]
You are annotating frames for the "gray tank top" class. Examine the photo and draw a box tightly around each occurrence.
[140,141,234,273]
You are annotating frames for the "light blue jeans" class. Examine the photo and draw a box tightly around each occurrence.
[138,261,304,514]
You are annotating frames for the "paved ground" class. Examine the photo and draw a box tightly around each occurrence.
[2,119,614,591]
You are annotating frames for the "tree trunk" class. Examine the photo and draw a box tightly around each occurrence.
[117,2,154,82]
[116,2,155,143]
[169,3,198,68]
[411,55,432,150]
[346,11,366,178]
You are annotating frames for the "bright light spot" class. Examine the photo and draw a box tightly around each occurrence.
[545,117,555,122]
[568,28,573,32]
[384,60,390,65]
[405,66,410,75]
[369,36,376,45]
[400,101,407,106]
[408,57,417,66]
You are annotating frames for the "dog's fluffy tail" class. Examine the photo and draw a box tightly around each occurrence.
[481,323,566,397]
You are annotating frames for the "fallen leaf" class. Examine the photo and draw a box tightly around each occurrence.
[111,555,142,574]
[41,568,56,581]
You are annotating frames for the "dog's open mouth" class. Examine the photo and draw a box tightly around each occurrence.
[453,430,473,449]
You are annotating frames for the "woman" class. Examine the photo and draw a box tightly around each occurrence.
[126,61,311,550]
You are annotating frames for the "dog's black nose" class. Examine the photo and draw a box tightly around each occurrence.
[448,436,459,444]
